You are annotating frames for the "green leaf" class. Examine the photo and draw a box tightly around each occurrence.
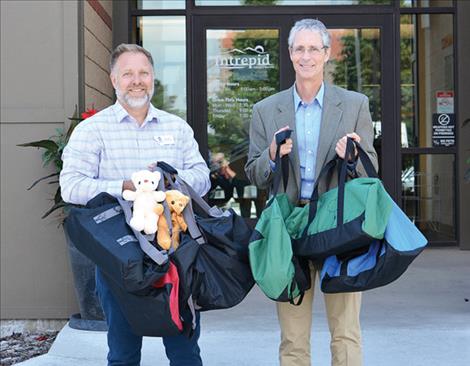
[54,187,62,205]
[41,202,67,219]
[17,140,59,152]
[27,172,59,190]
[65,119,81,143]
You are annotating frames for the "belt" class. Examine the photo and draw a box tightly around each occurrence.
[297,199,310,207]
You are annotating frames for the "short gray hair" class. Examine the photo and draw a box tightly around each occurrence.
[109,43,154,74]
[288,19,331,49]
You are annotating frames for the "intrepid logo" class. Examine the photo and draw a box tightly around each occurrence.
[215,45,273,69]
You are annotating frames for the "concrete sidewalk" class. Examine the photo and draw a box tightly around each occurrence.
[17,248,470,366]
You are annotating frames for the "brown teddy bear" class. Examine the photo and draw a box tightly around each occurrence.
[155,190,190,251]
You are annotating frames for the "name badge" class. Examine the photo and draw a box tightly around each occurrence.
[154,135,175,145]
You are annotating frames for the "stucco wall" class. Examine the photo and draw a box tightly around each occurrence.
[1,0,80,318]
[1,0,115,320]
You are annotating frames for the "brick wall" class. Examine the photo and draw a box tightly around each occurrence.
[83,0,114,111]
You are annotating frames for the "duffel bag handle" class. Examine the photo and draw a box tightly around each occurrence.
[156,172,175,245]
[336,138,378,226]
[155,167,206,245]
[155,162,216,217]
[305,137,377,230]
[117,197,169,265]
[347,139,378,179]
[270,129,292,199]
[155,162,232,220]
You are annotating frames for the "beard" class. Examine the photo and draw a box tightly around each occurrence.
[115,84,154,109]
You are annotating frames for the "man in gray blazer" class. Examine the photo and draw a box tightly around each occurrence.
[245,19,378,366]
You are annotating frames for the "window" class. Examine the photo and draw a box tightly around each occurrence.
[401,0,453,8]
[400,14,454,148]
[196,0,390,5]
[402,154,455,241]
[137,16,187,119]
[136,0,185,9]
[206,29,280,218]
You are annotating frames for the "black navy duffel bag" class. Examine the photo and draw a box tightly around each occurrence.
[65,192,170,292]
[65,192,193,337]
[319,198,428,293]
[156,162,256,311]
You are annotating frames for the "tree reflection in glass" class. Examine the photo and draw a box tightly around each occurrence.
[207,29,280,218]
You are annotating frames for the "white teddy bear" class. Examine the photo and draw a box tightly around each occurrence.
[122,170,166,235]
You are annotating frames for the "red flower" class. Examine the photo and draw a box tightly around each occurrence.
[81,108,98,120]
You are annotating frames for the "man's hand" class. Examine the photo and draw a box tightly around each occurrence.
[335,133,361,161]
[148,162,158,171]
[219,162,236,180]
[270,126,293,161]
[122,180,136,192]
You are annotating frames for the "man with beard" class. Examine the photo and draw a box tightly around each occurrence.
[60,44,210,366]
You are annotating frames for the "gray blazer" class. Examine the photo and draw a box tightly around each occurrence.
[244,83,378,204]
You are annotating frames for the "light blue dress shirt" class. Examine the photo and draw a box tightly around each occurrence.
[294,83,325,200]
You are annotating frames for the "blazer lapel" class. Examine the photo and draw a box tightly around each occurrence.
[273,86,301,191]
[315,84,343,179]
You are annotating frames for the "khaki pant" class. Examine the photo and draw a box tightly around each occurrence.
[276,262,362,366]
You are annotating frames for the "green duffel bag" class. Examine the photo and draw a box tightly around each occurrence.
[249,131,310,304]
[290,138,393,260]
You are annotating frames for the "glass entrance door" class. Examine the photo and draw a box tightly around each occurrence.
[192,14,395,219]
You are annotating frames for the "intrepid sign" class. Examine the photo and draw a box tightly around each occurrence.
[216,45,273,70]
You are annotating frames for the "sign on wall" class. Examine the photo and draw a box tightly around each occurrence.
[432,113,455,147]
[436,90,454,114]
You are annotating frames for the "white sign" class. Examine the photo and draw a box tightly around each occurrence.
[215,45,273,70]
[436,91,454,114]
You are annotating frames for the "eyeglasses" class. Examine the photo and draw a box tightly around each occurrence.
[291,46,328,56]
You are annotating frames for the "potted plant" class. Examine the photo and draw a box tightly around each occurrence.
[18,107,107,331]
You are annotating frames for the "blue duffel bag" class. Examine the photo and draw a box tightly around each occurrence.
[320,198,428,293]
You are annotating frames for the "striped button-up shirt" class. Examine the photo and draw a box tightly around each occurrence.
[60,101,210,205]
[294,82,324,200]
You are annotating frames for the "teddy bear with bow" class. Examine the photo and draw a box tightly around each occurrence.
[122,170,166,235]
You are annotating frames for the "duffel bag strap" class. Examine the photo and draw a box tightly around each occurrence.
[305,158,338,227]
[304,138,378,231]
[174,173,229,218]
[156,161,231,220]
[271,129,292,198]
[308,138,357,221]
[155,163,208,213]
[117,197,169,265]
[289,288,305,306]
[337,138,378,226]
[354,140,378,179]
[156,170,175,242]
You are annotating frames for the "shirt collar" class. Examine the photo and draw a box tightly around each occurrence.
[293,82,325,110]
[112,100,159,125]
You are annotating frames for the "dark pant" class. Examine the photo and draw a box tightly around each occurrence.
[96,269,202,366]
